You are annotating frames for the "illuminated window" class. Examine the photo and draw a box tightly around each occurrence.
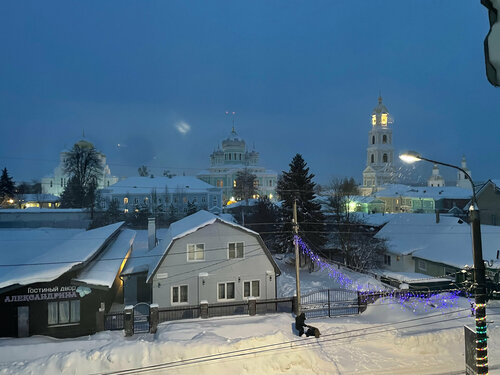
[233,180,237,187]
[124,209,128,213]
[372,115,377,125]
[217,180,223,187]
[381,113,388,125]
[187,243,205,261]
[124,197,128,204]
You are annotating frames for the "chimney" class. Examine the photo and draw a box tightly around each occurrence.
[148,217,157,250]
[435,210,440,224]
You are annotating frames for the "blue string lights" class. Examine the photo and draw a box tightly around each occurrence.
[294,235,465,312]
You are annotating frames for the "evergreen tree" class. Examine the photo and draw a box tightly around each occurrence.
[60,143,102,209]
[186,201,198,216]
[0,168,15,205]
[277,154,326,253]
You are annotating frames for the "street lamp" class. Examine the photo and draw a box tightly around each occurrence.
[400,151,488,374]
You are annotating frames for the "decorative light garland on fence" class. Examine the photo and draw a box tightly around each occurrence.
[294,235,464,311]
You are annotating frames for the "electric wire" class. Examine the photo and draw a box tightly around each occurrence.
[93,309,472,375]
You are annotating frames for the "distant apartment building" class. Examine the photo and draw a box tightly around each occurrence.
[99,176,223,215]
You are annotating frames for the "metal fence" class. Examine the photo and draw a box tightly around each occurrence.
[256,298,294,314]
[208,301,249,318]
[158,305,201,323]
[301,289,359,318]
[104,312,124,331]
[103,291,357,331]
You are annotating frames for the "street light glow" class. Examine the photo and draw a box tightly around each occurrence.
[399,151,422,164]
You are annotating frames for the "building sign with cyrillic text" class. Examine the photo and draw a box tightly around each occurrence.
[3,285,91,303]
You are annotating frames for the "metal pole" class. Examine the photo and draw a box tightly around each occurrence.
[416,155,488,374]
[293,199,301,316]
[470,205,488,374]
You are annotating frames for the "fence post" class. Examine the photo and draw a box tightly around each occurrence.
[248,297,256,316]
[124,305,134,337]
[95,307,105,332]
[328,290,331,318]
[200,300,209,319]
[150,304,159,334]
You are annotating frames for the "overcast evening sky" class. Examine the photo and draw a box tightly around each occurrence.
[0,1,499,186]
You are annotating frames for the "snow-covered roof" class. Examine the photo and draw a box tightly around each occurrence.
[73,229,136,289]
[0,222,124,289]
[18,194,60,203]
[0,208,86,213]
[121,210,279,281]
[375,214,500,269]
[375,184,472,200]
[374,270,451,284]
[102,176,219,195]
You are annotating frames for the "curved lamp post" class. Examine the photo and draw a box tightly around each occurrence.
[400,151,488,374]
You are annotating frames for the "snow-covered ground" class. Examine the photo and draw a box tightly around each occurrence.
[1,253,500,374]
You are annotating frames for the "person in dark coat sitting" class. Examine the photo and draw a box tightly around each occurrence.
[295,312,321,338]
[295,312,307,336]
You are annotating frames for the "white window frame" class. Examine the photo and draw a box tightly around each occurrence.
[187,243,205,261]
[228,242,244,259]
[217,281,236,301]
[243,280,260,299]
[171,285,188,305]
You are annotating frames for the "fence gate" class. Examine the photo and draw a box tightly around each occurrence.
[133,303,150,334]
[301,289,359,318]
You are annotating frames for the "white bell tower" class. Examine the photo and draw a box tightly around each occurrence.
[361,95,395,195]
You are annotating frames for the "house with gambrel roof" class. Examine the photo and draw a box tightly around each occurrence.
[122,211,280,308]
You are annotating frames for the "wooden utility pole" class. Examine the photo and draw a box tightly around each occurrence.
[293,198,301,316]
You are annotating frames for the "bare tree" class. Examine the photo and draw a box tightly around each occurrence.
[60,144,102,211]
[326,177,383,271]
[138,165,149,177]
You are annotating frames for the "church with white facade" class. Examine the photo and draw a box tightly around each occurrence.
[361,95,396,195]
[197,127,277,203]
[42,139,119,196]
[360,95,472,200]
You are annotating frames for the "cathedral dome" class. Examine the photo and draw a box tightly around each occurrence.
[75,139,94,149]
[222,128,245,150]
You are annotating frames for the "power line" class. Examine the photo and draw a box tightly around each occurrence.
[94,308,471,375]
[0,243,264,267]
